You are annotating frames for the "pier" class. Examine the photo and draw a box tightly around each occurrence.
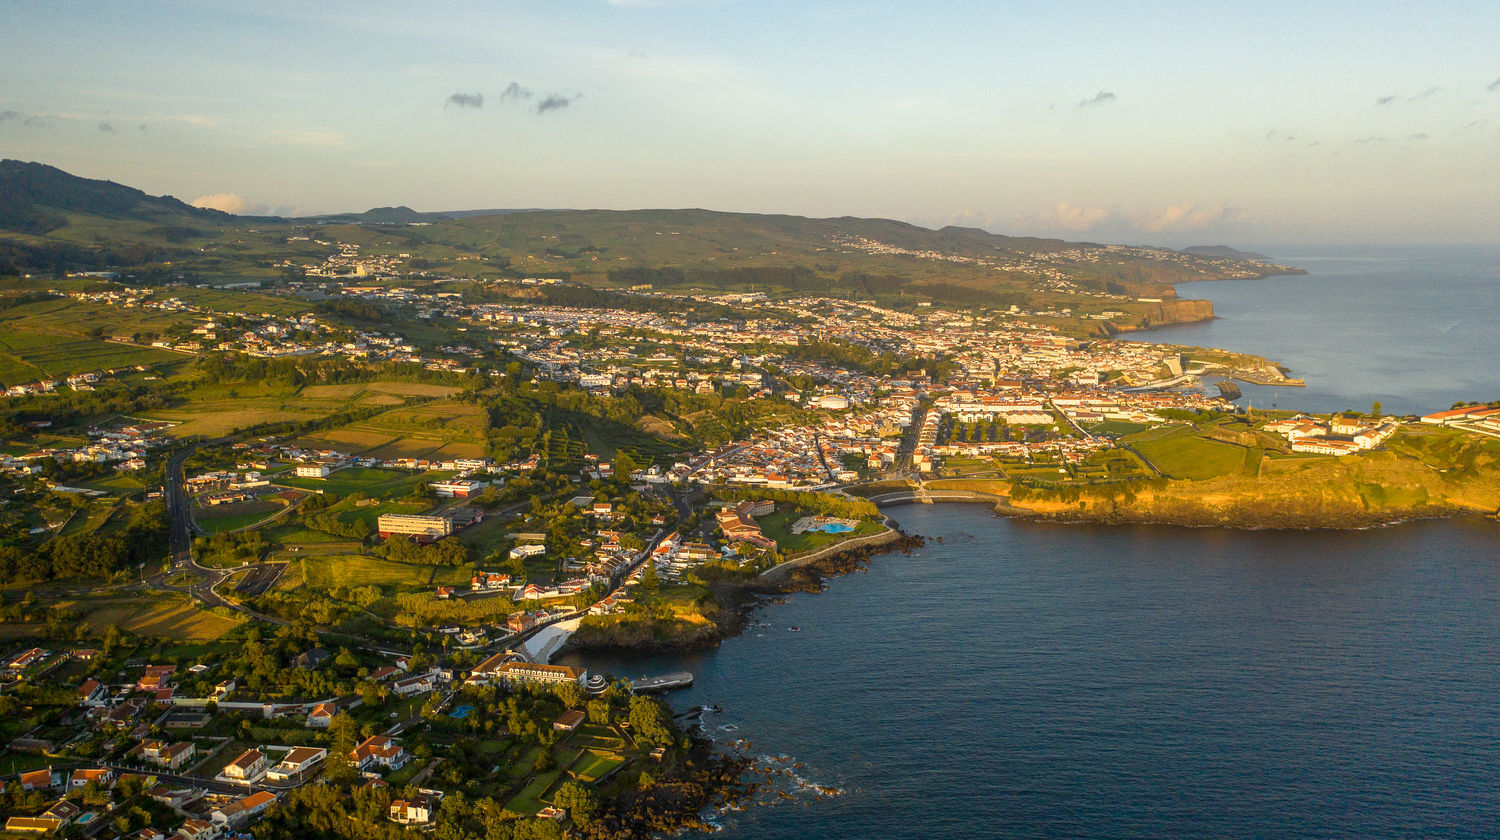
[630,671,694,693]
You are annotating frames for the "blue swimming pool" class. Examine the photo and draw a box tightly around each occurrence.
[813,523,853,533]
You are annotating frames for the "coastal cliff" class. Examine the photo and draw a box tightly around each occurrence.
[1110,298,1216,334]
[923,448,1500,529]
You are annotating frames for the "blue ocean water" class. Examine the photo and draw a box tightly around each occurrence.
[561,505,1500,839]
[1136,245,1500,416]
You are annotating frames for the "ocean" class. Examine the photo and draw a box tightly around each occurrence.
[1136,244,1500,416]
[558,248,1500,838]
[563,506,1500,839]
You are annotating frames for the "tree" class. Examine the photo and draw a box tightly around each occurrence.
[554,680,584,710]
[553,781,600,827]
[642,561,659,594]
[1372,400,1383,418]
[627,695,676,750]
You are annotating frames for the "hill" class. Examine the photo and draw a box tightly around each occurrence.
[0,161,1302,328]
[1181,245,1274,262]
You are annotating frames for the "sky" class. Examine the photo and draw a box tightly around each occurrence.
[2,0,1498,247]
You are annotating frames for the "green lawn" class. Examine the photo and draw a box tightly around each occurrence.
[1125,424,1247,480]
[289,554,471,592]
[756,509,884,553]
[506,768,564,815]
[571,750,625,782]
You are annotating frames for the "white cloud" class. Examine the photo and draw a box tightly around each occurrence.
[1039,202,1116,231]
[1140,202,1243,232]
[191,193,263,214]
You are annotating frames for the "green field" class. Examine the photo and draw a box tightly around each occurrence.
[275,467,438,497]
[570,750,624,782]
[285,554,471,592]
[1125,424,1249,480]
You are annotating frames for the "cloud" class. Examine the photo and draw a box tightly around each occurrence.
[445,92,484,109]
[1077,90,1116,108]
[97,121,115,133]
[0,110,19,126]
[267,129,344,146]
[1488,76,1500,93]
[1040,202,1116,231]
[1408,132,1429,140]
[499,82,532,103]
[1378,87,1441,106]
[191,193,263,214]
[1354,135,1390,144]
[1141,203,1242,233]
[536,93,579,114]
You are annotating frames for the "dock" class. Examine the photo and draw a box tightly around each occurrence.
[630,671,694,693]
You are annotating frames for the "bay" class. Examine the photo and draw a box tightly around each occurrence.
[560,504,1500,839]
[1135,244,1500,416]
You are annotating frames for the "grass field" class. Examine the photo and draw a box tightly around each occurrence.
[197,501,282,534]
[1125,424,1248,480]
[274,467,436,497]
[285,554,471,592]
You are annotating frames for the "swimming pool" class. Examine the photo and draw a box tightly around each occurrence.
[813,523,853,533]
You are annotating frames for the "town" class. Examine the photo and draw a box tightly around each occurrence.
[1,229,1498,840]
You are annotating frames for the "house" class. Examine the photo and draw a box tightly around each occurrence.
[266,747,326,782]
[349,735,409,771]
[293,648,330,670]
[173,818,218,840]
[484,661,584,688]
[509,543,545,560]
[553,709,586,732]
[393,672,436,697]
[389,793,438,825]
[67,767,115,791]
[143,740,197,770]
[3,816,63,835]
[131,828,166,840]
[41,801,80,826]
[77,679,109,707]
[591,502,614,517]
[221,748,268,783]
[307,702,337,728]
[136,664,175,692]
[19,768,60,792]
[294,463,331,478]
[211,790,277,827]
[8,647,47,669]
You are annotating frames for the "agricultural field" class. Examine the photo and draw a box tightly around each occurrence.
[295,400,487,460]
[33,593,241,640]
[0,325,185,386]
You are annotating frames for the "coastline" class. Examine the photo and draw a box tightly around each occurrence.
[563,528,926,656]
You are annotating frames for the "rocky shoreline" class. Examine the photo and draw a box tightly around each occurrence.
[564,532,927,656]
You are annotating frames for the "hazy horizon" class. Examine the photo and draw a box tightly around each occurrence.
[4,1,1498,247]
